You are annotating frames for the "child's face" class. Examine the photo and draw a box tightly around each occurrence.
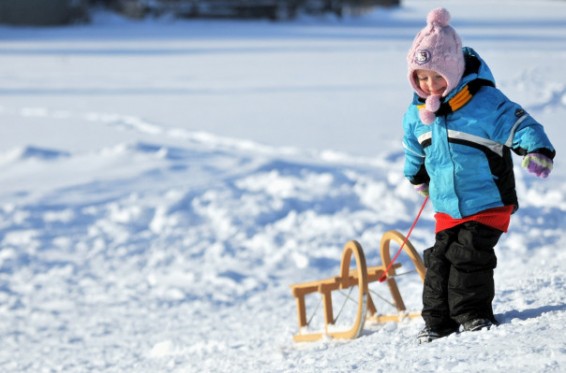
[415,69,448,96]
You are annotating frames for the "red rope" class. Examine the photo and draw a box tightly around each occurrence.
[379,196,429,283]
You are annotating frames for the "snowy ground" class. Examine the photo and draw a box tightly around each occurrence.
[0,0,565,371]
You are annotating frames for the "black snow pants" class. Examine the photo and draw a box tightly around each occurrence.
[422,221,503,329]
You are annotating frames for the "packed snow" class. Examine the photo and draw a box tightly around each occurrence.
[0,0,565,371]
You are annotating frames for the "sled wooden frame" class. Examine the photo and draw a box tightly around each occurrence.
[290,230,426,342]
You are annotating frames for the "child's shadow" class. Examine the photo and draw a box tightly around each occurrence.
[497,304,566,323]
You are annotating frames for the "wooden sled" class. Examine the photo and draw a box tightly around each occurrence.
[290,230,426,342]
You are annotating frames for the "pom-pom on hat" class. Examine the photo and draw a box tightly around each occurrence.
[407,8,465,124]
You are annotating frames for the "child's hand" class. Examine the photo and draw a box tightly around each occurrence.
[522,153,553,178]
[414,183,429,197]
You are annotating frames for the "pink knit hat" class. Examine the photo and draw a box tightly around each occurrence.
[407,8,465,124]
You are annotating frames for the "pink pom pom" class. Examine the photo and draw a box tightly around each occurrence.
[427,8,451,27]
[425,95,441,112]
[419,109,436,125]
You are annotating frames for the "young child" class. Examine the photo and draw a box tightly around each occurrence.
[402,8,556,344]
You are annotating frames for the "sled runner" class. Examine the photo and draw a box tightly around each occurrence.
[290,230,425,342]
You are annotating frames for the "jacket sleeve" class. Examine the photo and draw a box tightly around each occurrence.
[489,90,556,159]
[402,112,430,185]
[509,112,555,159]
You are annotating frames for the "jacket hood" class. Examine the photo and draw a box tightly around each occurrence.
[456,47,496,93]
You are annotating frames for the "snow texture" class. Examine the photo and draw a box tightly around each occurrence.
[0,0,565,372]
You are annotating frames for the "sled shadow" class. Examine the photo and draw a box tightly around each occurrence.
[497,304,566,323]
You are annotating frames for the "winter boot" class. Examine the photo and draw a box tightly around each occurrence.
[461,318,492,332]
[417,325,459,344]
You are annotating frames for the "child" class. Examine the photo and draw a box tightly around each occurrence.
[402,8,555,344]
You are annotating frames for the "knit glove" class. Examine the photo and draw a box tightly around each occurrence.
[414,183,429,197]
[522,153,553,178]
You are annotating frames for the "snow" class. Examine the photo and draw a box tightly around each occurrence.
[0,0,565,371]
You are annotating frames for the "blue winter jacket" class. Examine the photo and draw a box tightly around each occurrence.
[403,47,555,219]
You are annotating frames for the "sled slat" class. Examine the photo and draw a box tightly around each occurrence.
[367,312,422,323]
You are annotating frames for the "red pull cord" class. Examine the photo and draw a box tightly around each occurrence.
[379,196,429,282]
